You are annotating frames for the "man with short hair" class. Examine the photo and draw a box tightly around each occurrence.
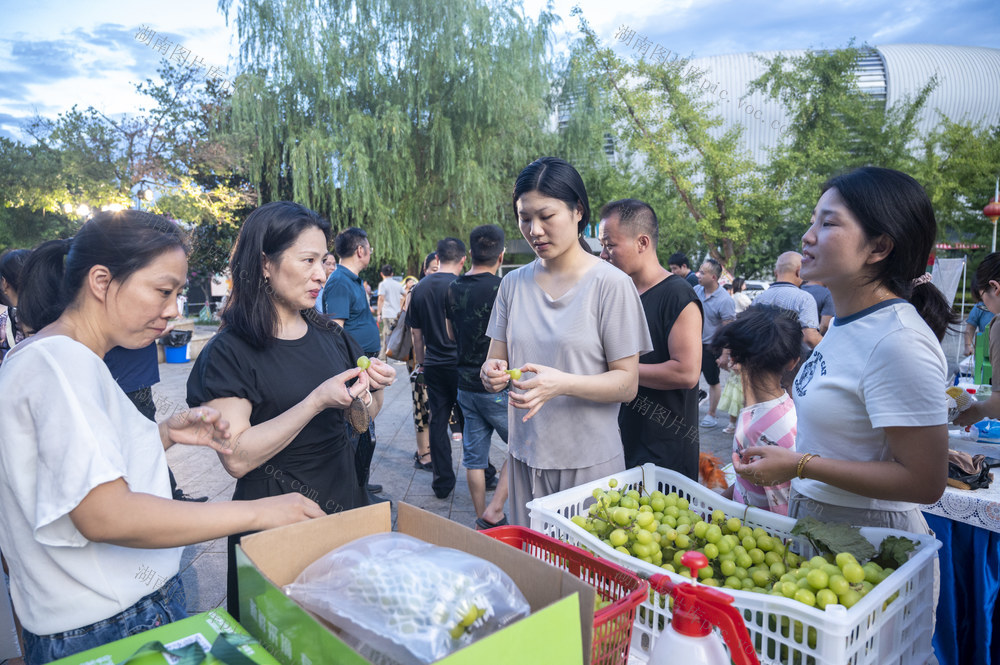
[694,258,735,428]
[322,228,381,358]
[376,264,405,361]
[801,279,835,335]
[600,200,704,479]
[323,227,383,496]
[668,252,700,287]
[752,252,822,349]
[408,238,468,499]
[446,225,510,527]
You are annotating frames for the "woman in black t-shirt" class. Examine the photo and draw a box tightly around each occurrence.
[187,202,395,618]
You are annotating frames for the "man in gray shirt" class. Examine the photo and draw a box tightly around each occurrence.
[752,252,822,348]
[693,258,735,428]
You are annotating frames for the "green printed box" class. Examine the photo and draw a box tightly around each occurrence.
[51,609,280,665]
[237,502,592,665]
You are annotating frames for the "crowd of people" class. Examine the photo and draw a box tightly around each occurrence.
[0,157,973,663]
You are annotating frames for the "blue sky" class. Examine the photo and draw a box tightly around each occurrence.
[1,0,998,142]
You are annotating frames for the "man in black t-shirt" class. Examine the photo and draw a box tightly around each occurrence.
[408,237,467,499]
[600,199,704,480]
[446,225,510,528]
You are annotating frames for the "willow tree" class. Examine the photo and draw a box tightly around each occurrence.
[219,0,556,270]
[572,10,782,273]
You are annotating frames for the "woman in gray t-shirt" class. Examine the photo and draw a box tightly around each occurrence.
[482,158,652,525]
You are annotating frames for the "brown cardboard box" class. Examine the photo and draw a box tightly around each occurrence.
[237,502,595,665]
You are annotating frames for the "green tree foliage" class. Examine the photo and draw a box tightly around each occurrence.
[0,64,252,288]
[572,11,783,272]
[219,0,557,272]
[742,45,936,273]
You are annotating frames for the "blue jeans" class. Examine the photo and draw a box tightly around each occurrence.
[22,574,187,665]
[457,389,509,470]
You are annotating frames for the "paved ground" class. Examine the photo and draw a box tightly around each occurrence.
[155,348,734,613]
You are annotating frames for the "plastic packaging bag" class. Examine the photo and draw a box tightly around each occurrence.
[958,419,1000,444]
[283,533,531,665]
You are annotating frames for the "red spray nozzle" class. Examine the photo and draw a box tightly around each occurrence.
[650,551,760,665]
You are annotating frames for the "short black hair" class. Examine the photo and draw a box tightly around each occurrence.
[668,252,690,269]
[702,257,722,278]
[0,249,31,308]
[711,305,803,400]
[334,228,368,259]
[469,225,505,265]
[600,199,659,245]
[380,264,394,276]
[437,237,466,264]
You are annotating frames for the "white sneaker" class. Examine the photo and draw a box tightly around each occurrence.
[700,415,718,428]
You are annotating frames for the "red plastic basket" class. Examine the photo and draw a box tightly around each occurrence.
[483,525,648,665]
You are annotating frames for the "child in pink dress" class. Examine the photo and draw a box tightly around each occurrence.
[712,305,803,515]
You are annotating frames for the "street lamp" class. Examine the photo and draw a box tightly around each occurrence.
[985,178,1000,254]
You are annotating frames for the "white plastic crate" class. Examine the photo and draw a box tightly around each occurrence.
[527,463,941,665]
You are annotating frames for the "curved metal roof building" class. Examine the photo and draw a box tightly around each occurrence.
[681,44,1000,162]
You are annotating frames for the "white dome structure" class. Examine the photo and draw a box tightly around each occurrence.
[677,44,1000,162]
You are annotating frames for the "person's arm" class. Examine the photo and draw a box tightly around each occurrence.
[376,293,385,321]
[509,354,640,422]
[445,318,455,342]
[965,322,978,356]
[954,393,1000,425]
[803,327,823,348]
[638,301,702,390]
[69,478,324,548]
[411,327,425,366]
[481,339,509,393]
[818,315,833,336]
[733,424,947,505]
[157,407,231,453]
[200,365,369,478]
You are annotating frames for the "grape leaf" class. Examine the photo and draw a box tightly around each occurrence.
[791,517,876,562]
[872,536,917,570]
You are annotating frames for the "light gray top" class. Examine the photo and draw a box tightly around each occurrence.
[377,278,405,319]
[486,259,653,469]
[751,282,819,330]
[694,284,736,343]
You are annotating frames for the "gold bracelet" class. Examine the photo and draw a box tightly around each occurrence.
[796,453,819,480]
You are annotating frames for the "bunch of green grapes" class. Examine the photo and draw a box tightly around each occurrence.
[569,478,897,612]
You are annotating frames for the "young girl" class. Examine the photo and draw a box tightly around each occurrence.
[714,305,803,515]
[481,157,652,526]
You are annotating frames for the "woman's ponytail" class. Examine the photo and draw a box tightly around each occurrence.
[17,238,72,333]
[907,278,959,342]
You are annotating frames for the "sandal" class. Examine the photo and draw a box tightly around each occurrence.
[413,451,433,471]
[475,516,509,531]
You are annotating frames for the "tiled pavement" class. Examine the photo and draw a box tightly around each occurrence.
[155,352,733,613]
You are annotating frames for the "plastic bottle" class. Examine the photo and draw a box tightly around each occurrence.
[648,551,759,665]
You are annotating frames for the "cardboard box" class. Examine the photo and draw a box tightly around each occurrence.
[237,502,594,665]
[51,609,280,665]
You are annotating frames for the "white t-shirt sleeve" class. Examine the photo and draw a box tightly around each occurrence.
[25,347,131,547]
[861,327,947,428]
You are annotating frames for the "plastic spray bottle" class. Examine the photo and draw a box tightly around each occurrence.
[648,551,759,665]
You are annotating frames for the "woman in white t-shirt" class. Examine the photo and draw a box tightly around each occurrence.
[481,157,652,525]
[0,211,325,665]
[732,167,957,532]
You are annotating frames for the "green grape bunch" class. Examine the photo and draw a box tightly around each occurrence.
[569,479,907,613]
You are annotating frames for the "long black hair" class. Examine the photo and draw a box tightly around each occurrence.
[222,201,331,348]
[0,249,31,308]
[512,157,592,253]
[18,212,186,332]
[822,167,958,340]
[711,305,803,400]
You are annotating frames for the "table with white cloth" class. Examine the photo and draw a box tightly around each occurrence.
[920,431,1000,664]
